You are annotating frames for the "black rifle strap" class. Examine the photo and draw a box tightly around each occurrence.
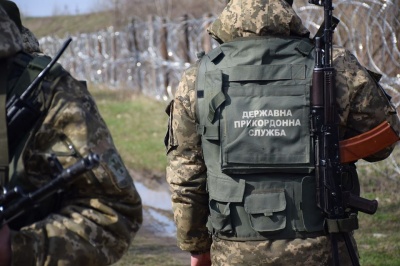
[0,59,9,185]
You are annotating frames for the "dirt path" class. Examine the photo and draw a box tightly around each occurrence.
[112,170,189,266]
[114,220,188,266]
[113,211,189,266]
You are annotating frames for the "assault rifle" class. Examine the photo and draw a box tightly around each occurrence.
[6,37,72,159]
[307,0,398,265]
[0,153,99,227]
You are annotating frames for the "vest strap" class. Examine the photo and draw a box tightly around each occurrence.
[206,70,225,123]
[295,39,314,56]
[325,213,359,233]
[207,46,223,62]
[11,55,51,97]
[196,124,219,140]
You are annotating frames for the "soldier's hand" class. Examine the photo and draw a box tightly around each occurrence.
[191,252,211,266]
[0,224,11,266]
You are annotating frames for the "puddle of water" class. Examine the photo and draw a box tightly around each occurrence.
[144,208,176,237]
[134,182,172,210]
[134,181,176,237]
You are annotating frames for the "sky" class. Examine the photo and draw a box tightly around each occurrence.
[12,0,104,17]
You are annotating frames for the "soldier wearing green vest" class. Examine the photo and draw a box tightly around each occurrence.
[165,0,400,265]
[0,2,142,265]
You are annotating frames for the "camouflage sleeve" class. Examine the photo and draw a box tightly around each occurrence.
[334,47,400,162]
[21,26,41,54]
[165,65,212,253]
[0,9,22,58]
[10,74,143,265]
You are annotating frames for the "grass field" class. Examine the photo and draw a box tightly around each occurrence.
[92,88,168,173]
[90,88,400,266]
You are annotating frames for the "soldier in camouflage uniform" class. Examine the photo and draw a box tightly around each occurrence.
[165,0,400,265]
[0,2,142,265]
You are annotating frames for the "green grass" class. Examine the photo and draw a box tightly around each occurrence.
[353,152,400,266]
[355,191,400,266]
[90,88,168,174]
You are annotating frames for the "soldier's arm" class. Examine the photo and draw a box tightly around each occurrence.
[166,66,212,253]
[10,75,142,265]
[334,48,400,162]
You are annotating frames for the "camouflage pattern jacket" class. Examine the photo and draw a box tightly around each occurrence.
[165,0,400,261]
[1,7,142,266]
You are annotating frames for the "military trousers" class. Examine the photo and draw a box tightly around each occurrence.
[210,234,358,266]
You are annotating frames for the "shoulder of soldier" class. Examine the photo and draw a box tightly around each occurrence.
[332,46,383,100]
[0,7,22,58]
[332,46,362,72]
[21,26,41,54]
[178,63,200,94]
[185,63,199,80]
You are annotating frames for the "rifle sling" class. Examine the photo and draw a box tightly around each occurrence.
[0,59,9,185]
[340,121,400,163]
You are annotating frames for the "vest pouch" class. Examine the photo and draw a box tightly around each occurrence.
[207,173,245,234]
[244,190,286,232]
[208,200,233,234]
[220,80,313,174]
[301,176,325,232]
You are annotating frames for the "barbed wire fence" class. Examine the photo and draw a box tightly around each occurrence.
[39,13,215,100]
[39,0,399,99]
[293,0,400,188]
[294,0,400,105]
[39,0,400,186]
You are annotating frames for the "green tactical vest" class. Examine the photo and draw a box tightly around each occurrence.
[196,36,327,240]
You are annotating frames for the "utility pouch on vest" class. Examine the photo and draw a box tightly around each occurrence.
[196,37,315,175]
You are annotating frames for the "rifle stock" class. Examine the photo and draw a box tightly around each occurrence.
[340,122,399,163]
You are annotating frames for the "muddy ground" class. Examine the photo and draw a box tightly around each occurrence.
[117,220,188,266]
[112,169,189,266]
